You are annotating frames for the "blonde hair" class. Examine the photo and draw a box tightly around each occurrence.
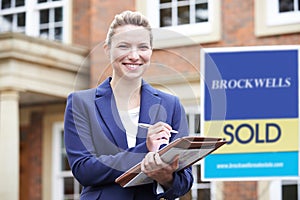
[105,10,153,47]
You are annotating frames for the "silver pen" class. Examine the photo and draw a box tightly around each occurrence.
[138,123,179,134]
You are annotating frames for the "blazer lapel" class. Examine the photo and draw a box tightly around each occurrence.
[94,78,163,148]
[137,81,162,144]
[94,78,128,150]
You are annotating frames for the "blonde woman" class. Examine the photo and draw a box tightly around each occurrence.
[64,10,193,200]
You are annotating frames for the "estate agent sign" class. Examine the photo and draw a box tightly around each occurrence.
[201,46,300,180]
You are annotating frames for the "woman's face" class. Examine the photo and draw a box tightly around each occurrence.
[106,24,152,81]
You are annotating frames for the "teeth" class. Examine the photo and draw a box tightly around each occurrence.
[126,64,139,70]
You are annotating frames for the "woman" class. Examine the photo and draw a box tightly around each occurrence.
[64,10,193,200]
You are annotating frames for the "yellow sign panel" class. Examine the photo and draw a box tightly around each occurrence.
[204,118,299,154]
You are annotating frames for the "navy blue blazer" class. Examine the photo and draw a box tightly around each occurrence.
[64,78,193,200]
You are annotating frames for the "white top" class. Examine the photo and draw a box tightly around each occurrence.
[119,106,164,194]
[119,107,140,148]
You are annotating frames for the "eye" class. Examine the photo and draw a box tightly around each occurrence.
[118,44,130,50]
[139,45,150,51]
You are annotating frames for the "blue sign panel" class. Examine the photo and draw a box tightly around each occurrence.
[201,46,300,180]
[204,50,298,121]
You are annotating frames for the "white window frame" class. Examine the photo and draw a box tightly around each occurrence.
[0,1,26,33]
[0,0,71,43]
[150,0,211,34]
[266,0,300,26]
[266,180,300,200]
[281,180,300,200]
[136,0,221,48]
[52,122,81,200]
[185,105,201,136]
[52,122,64,200]
[185,106,219,200]
[255,0,300,36]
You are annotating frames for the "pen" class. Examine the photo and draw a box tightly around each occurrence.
[138,123,179,134]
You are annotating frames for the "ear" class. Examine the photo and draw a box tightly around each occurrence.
[149,48,153,57]
[103,43,110,57]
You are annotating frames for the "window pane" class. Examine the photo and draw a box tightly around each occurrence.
[196,3,208,22]
[178,5,190,25]
[160,0,171,3]
[61,130,64,147]
[194,114,200,134]
[160,8,172,27]
[55,7,62,22]
[40,28,49,39]
[197,189,211,200]
[61,130,69,170]
[3,14,13,23]
[55,27,62,40]
[1,14,13,31]
[186,115,190,126]
[16,0,25,7]
[38,0,48,3]
[298,0,300,10]
[63,178,82,200]
[282,184,297,199]
[1,0,11,9]
[279,0,294,12]
[61,152,70,171]
[64,177,74,195]
[40,9,49,24]
[17,12,25,27]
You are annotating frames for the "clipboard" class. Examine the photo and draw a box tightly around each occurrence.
[115,136,227,187]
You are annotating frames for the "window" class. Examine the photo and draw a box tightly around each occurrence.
[39,6,63,40]
[266,0,300,26]
[0,0,71,43]
[266,180,300,200]
[136,0,221,48]
[255,0,300,36]
[159,0,208,27]
[279,0,300,12]
[282,180,300,200]
[52,123,82,200]
[0,0,26,33]
[186,113,201,135]
[1,0,25,9]
[186,107,212,200]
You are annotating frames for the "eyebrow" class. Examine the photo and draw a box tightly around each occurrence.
[115,41,151,46]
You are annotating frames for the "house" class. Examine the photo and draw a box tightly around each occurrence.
[0,0,299,199]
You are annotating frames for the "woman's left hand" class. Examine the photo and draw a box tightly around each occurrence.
[141,152,179,189]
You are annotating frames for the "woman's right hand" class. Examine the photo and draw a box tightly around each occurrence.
[146,122,172,152]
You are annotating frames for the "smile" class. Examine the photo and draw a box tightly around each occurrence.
[123,63,142,70]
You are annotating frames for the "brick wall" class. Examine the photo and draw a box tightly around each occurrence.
[20,126,29,200]
[219,0,300,46]
[72,0,91,47]
[20,112,43,200]
[223,181,258,200]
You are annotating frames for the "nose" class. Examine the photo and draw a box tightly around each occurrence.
[127,48,139,60]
